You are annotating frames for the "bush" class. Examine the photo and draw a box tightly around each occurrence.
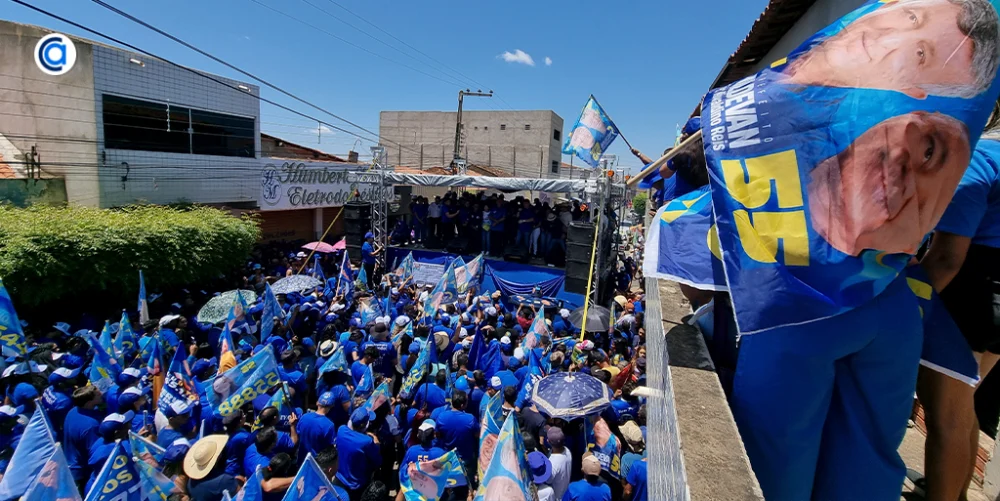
[0,205,260,312]
[632,192,648,216]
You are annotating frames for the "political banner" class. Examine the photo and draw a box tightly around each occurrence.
[455,253,484,294]
[137,270,150,325]
[235,467,263,501]
[23,444,81,501]
[0,406,57,499]
[562,96,619,168]
[129,431,165,469]
[700,0,1000,334]
[115,311,138,365]
[204,346,282,417]
[157,338,199,415]
[474,413,535,501]
[260,283,286,341]
[134,454,174,500]
[395,252,416,283]
[400,449,468,501]
[353,364,375,401]
[520,313,548,352]
[317,346,349,377]
[280,454,341,501]
[585,417,622,479]
[362,381,393,414]
[85,441,140,501]
[399,340,431,399]
[477,392,504,480]
[0,279,27,358]
[423,265,458,319]
[642,186,728,291]
[87,325,122,393]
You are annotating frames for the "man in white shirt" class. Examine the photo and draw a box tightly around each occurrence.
[427,196,442,240]
[546,427,573,500]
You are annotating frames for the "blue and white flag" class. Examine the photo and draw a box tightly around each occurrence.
[400,449,468,501]
[129,431,165,469]
[157,337,199,414]
[474,414,534,501]
[137,270,150,325]
[477,393,504,480]
[89,321,122,392]
[281,454,341,501]
[455,253,485,294]
[395,252,415,283]
[336,252,354,298]
[699,0,1000,334]
[115,311,139,365]
[362,381,393,415]
[520,313,548,352]
[205,346,281,417]
[0,279,27,358]
[23,444,81,501]
[353,364,375,401]
[85,441,140,501]
[562,96,619,168]
[134,454,174,500]
[355,266,368,292]
[260,283,286,341]
[515,350,545,410]
[235,467,263,501]
[642,186,727,291]
[0,406,57,499]
[585,417,623,479]
[422,265,458,319]
[399,340,430,399]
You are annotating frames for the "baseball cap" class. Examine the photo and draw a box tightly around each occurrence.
[48,366,80,383]
[301,338,315,349]
[296,251,307,258]
[350,407,375,429]
[620,421,644,447]
[485,306,498,317]
[489,376,503,391]
[546,426,565,448]
[0,405,22,418]
[579,340,595,351]
[395,316,410,327]
[364,232,374,239]
[11,383,38,406]
[165,400,192,418]
[318,391,336,406]
[559,308,570,319]
[118,386,145,409]
[500,336,511,345]
[163,441,191,463]
[418,419,436,432]
[582,453,602,476]
[99,412,135,438]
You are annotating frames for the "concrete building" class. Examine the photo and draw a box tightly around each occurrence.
[0,20,261,208]
[379,110,566,178]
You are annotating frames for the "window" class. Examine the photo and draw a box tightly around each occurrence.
[553,129,561,141]
[524,124,531,131]
[500,124,506,131]
[103,94,255,157]
[551,160,559,174]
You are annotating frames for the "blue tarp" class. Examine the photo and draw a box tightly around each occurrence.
[386,247,584,309]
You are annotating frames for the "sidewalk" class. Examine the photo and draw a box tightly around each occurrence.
[899,424,992,501]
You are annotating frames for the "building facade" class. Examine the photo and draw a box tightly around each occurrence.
[379,109,565,178]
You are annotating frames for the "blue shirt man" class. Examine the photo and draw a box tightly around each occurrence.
[490,206,506,232]
[362,338,396,378]
[297,392,338,462]
[625,459,648,501]
[413,382,447,411]
[435,392,478,468]
[935,138,1000,246]
[63,387,104,482]
[361,240,377,265]
[335,409,381,492]
[222,414,252,477]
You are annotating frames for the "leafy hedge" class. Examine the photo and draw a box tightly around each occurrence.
[632,192,648,217]
[0,205,260,309]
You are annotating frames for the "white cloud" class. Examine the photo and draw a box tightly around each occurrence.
[306,124,334,136]
[544,57,552,66]
[499,49,535,66]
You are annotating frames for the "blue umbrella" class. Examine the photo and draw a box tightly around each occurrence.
[531,372,612,420]
[271,275,322,295]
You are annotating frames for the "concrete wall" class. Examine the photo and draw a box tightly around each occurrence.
[379,110,564,178]
[93,45,261,208]
[749,0,867,73]
[0,22,99,206]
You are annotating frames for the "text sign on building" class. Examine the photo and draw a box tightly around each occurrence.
[258,159,390,211]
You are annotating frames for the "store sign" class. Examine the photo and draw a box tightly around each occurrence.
[34,33,77,76]
[258,159,391,211]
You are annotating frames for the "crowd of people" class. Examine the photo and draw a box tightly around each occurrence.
[0,234,651,501]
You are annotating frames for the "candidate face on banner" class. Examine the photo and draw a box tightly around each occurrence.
[702,0,1000,334]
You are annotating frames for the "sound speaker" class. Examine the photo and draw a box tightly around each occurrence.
[344,202,372,220]
[504,244,530,262]
[344,201,372,246]
[565,222,595,294]
[565,276,589,295]
[446,237,469,254]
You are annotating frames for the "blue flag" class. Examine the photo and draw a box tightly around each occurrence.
[399,340,430,399]
[23,444,81,501]
[520,313,548,352]
[0,405,57,499]
[423,265,458,319]
[235,467,263,501]
[515,351,545,410]
[336,252,354,298]
[699,0,1000,334]
[157,337,199,414]
[642,186,728,291]
[0,279,27,358]
[562,96,619,168]
[134,454,174,501]
[85,440,140,501]
[317,346,349,378]
[355,265,369,292]
[137,270,150,325]
[260,283,286,341]
[474,413,534,501]
[395,252,415,283]
[363,381,393,415]
[400,449,468,501]
[312,255,327,282]
[477,393,504,480]
[281,454,341,501]
[205,346,281,417]
[455,253,484,294]
[129,431,166,469]
[145,336,164,378]
[115,311,139,365]
[360,300,380,327]
[252,385,294,431]
[353,364,375,401]
[585,417,623,479]
[86,325,122,393]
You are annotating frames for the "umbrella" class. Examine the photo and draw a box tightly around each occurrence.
[568,305,611,332]
[196,290,257,324]
[332,238,346,251]
[532,372,612,420]
[272,275,322,295]
[302,241,337,253]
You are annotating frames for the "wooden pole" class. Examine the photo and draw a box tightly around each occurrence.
[296,207,344,275]
[625,129,703,188]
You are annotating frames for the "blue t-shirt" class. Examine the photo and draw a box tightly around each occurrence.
[327,385,352,428]
[361,242,376,265]
[351,361,370,387]
[490,208,506,232]
[243,443,274,477]
[296,411,336,461]
[64,407,102,481]
[335,425,381,490]
[563,478,612,501]
[625,459,649,501]
[936,138,1000,248]
[435,409,478,466]
[413,383,447,411]
[361,340,396,378]
[156,427,187,449]
[225,430,252,476]
[518,208,535,231]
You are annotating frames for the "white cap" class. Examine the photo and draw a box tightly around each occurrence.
[122,386,143,398]
[559,308,570,319]
[418,419,436,432]
[459,328,468,339]
[419,291,430,302]
[485,306,498,317]
[122,367,141,378]
[52,367,81,379]
[331,303,346,312]
[395,316,410,327]
[103,411,135,425]
[0,405,19,417]
[500,336,511,345]
[391,288,400,296]
[158,314,181,327]
[513,347,525,360]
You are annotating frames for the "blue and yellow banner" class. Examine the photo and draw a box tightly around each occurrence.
[477,392,504,480]
[0,279,27,358]
[205,346,281,417]
[423,265,458,319]
[84,441,140,501]
[642,186,727,291]
[0,406,57,499]
[399,340,431,399]
[115,311,138,365]
[562,96,619,168]
[474,414,535,501]
[700,0,1000,334]
[260,283,286,341]
[157,337,199,415]
[134,454,174,501]
[24,445,81,501]
[400,449,468,501]
[281,454,340,501]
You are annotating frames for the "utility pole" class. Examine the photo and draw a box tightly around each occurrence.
[453,89,493,172]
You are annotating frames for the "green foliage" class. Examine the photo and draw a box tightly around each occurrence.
[0,205,260,308]
[632,192,648,217]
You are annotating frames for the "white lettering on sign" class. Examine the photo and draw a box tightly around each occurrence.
[258,159,393,211]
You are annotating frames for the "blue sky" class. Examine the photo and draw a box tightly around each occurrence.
[7,0,769,173]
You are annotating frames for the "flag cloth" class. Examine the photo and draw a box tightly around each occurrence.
[520,313,548,352]
[353,364,375,401]
[561,96,619,168]
[355,266,368,292]
[23,444,81,501]
[85,440,141,501]
[252,385,294,431]
[477,392,504,480]
[260,283,286,341]
[311,255,327,282]
[474,413,535,501]
[422,265,458,319]
[336,252,354,298]
[399,340,431,399]
[89,322,122,392]
[585,417,622,479]
[905,266,980,386]
[454,253,484,294]
[235,467,264,501]
[0,405,57,499]
[317,346,349,377]
[698,0,1000,335]
[281,454,340,501]
[129,430,166,469]
[134,454,175,500]
[205,346,281,417]
[223,492,233,501]
[0,279,27,358]
[395,252,415,282]
[137,270,150,325]
[641,186,727,291]
[515,350,545,410]
[115,311,139,365]
[362,381,393,414]
[157,336,199,414]
[145,336,166,408]
[400,449,468,501]
[359,299,380,327]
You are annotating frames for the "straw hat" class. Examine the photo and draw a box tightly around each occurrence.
[184,435,230,480]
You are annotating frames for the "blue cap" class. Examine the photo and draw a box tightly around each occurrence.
[116,368,141,386]
[164,400,191,418]
[190,359,211,377]
[489,376,503,391]
[118,386,144,409]
[11,383,38,406]
[48,366,81,384]
[301,338,315,348]
[253,263,262,270]
[350,407,374,428]
[0,405,23,419]
[318,391,335,406]
[252,345,264,355]
[99,411,134,438]
[163,442,190,463]
[61,355,84,369]
[365,232,374,239]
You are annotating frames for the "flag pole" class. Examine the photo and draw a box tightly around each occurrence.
[590,94,634,151]
[625,130,703,188]
[579,191,604,340]
[297,207,345,275]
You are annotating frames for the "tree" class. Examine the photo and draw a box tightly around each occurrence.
[632,192,648,216]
